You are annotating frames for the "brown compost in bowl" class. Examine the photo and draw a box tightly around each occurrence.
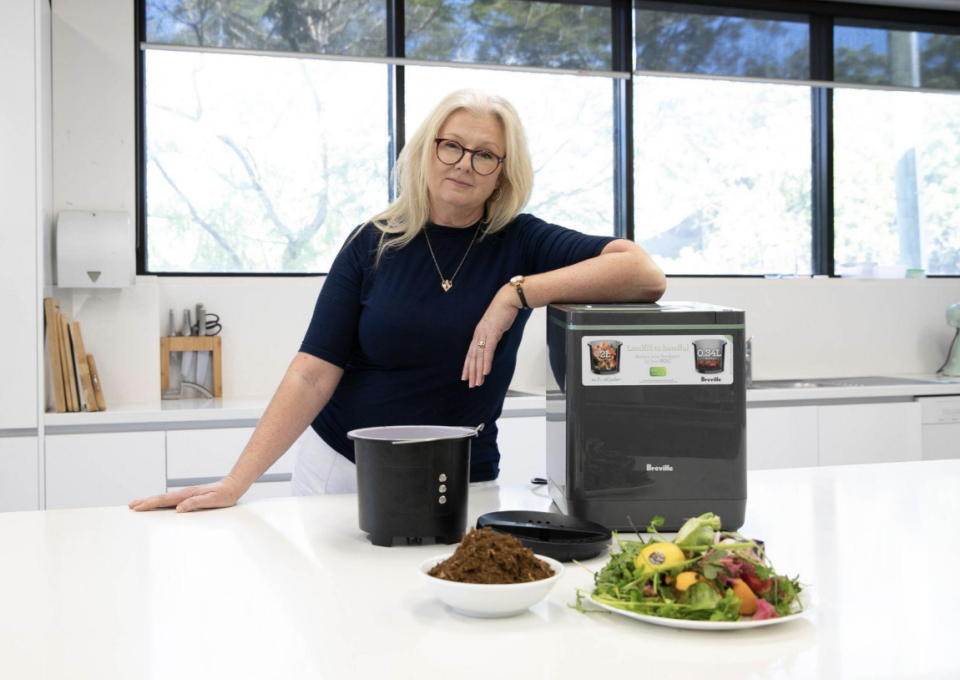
[427,528,555,584]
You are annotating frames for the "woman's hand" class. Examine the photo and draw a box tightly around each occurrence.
[128,475,246,513]
[463,284,521,388]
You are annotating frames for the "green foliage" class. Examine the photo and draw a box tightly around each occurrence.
[406,0,611,70]
[147,0,386,56]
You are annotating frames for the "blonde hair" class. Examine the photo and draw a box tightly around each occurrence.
[363,88,534,264]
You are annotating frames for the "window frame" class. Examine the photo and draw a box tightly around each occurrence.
[135,0,960,277]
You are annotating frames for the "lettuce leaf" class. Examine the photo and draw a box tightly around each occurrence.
[675,512,722,547]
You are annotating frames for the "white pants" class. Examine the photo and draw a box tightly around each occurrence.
[289,427,499,496]
[290,427,358,496]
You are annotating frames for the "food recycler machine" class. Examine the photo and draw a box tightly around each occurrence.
[545,302,747,531]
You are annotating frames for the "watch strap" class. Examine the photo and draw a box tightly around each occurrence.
[512,277,530,309]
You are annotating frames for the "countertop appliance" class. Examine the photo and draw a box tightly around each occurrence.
[937,302,960,378]
[546,302,747,531]
[348,425,478,547]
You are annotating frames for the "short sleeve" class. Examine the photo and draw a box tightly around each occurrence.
[512,214,622,274]
[299,225,373,368]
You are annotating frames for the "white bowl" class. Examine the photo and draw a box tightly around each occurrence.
[418,553,564,618]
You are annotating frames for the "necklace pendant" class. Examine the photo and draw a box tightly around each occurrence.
[441,280,453,292]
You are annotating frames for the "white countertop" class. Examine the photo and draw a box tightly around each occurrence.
[3,460,958,679]
[43,393,548,428]
[745,373,960,403]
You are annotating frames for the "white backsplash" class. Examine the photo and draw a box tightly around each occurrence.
[48,275,960,405]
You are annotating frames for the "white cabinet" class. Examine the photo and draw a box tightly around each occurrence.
[747,401,924,469]
[166,427,293,482]
[45,432,166,509]
[496,416,546,485]
[746,406,818,470]
[919,396,960,461]
[0,0,47,430]
[0,437,40,512]
[818,402,922,466]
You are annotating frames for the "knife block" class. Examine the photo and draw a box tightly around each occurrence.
[160,336,222,397]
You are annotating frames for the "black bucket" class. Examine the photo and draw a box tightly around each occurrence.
[347,425,480,547]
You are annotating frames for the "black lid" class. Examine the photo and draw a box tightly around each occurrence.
[476,511,612,562]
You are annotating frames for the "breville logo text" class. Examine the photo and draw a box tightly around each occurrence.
[701,376,721,382]
[646,464,674,472]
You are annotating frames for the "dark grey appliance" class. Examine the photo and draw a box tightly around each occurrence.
[546,302,746,532]
[348,425,478,546]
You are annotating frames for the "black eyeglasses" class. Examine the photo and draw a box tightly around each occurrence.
[435,138,505,176]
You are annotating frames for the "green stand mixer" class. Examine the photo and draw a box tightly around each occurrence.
[938,302,960,380]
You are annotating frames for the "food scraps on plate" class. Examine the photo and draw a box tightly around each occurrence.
[576,513,805,622]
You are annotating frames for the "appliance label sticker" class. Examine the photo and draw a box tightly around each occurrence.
[581,335,735,386]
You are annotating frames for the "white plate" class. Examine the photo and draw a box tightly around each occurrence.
[591,586,816,631]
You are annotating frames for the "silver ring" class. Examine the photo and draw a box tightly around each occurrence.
[477,340,486,348]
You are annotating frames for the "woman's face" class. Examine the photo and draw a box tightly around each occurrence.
[426,109,505,224]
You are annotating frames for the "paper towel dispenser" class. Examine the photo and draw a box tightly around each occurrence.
[56,211,133,288]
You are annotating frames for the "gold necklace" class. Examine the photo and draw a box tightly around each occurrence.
[423,223,481,292]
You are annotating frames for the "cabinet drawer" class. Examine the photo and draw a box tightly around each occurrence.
[746,406,818,470]
[818,402,922,466]
[46,432,166,510]
[0,436,39,512]
[167,427,293,481]
[495,416,546,485]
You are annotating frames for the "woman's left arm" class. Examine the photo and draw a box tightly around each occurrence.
[463,240,666,387]
[516,239,666,309]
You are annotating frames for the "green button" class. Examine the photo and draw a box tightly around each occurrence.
[650,367,667,377]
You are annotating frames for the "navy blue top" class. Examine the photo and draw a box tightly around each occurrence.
[299,213,619,482]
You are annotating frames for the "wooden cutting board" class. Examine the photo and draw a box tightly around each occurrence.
[69,321,98,412]
[58,312,79,412]
[43,298,67,413]
[87,354,107,411]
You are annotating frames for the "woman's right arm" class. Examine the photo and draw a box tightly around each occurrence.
[128,352,343,513]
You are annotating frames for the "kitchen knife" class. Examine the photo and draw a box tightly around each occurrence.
[180,309,196,384]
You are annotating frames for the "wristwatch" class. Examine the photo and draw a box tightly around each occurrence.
[509,275,530,309]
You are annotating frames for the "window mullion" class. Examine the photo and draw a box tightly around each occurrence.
[810,13,834,277]
[387,0,405,203]
[612,0,633,242]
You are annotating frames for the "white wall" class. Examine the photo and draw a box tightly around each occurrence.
[45,0,960,405]
[664,278,959,379]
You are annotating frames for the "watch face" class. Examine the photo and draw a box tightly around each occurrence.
[510,275,523,284]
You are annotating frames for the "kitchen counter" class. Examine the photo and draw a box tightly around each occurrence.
[43,391,547,431]
[3,460,958,679]
[746,373,960,404]
[42,374,960,431]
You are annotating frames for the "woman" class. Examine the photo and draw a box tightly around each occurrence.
[130,88,666,513]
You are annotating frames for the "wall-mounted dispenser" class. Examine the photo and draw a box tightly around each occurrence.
[56,211,133,288]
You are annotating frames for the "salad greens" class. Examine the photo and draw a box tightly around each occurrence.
[574,513,805,622]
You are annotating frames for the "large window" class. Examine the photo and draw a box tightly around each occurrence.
[406,67,614,235]
[634,76,811,275]
[834,88,960,275]
[832,21,960,275]
[138,1,960,277]
[145,51,389,273]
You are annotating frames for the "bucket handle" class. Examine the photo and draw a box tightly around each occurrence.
[391,423,484,446]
